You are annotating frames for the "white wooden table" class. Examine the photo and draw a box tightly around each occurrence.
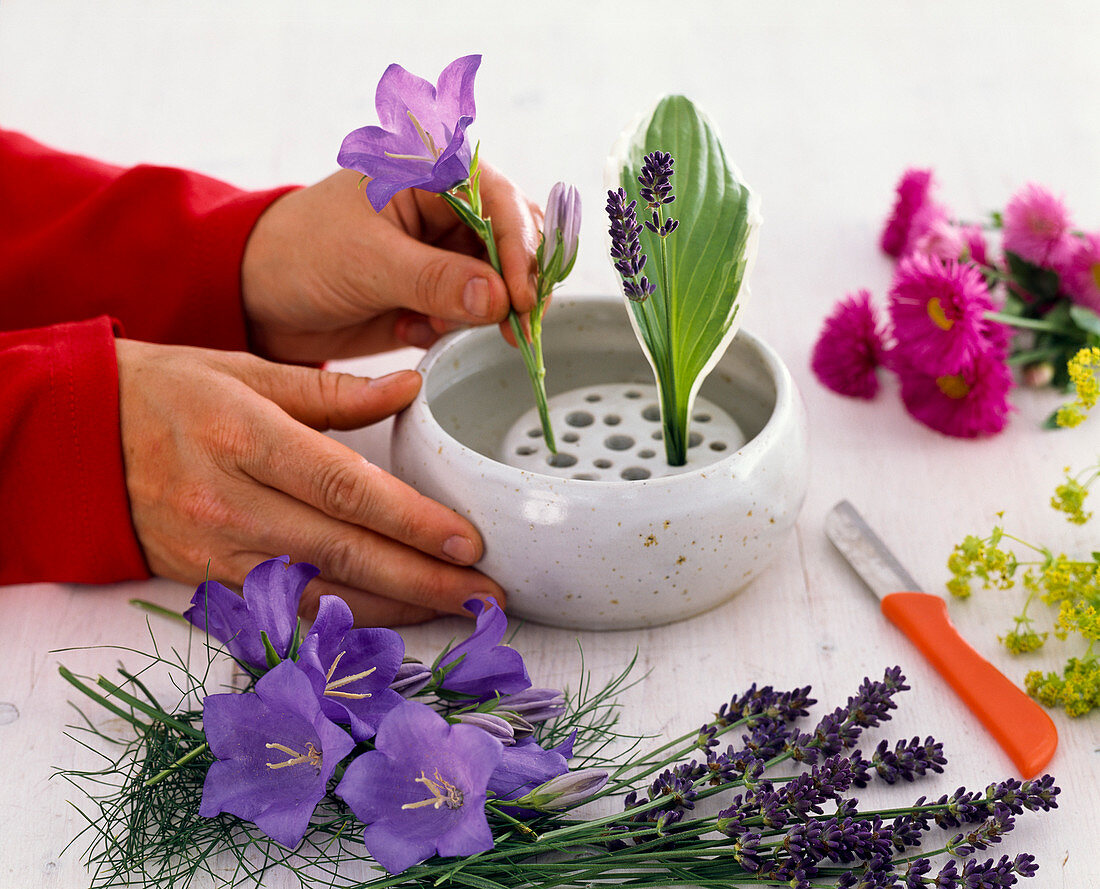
[2,2,1098,885]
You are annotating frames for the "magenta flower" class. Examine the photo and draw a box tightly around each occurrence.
[335,700,502,874]
[880,168,945,258]
[1061,232,1100,312]
[896,348,1014,438]
[439,598,531,700]
[184,556,319,673]
[338,55,481,212]
[889,254,995,375]
[198,660,355,849]
[296,595,405,742]
[1002,183,1075,269]
[811,290,887,399]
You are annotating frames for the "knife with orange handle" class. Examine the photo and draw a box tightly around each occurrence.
[825,500,1058,778]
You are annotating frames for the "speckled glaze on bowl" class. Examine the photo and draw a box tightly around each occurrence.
[390,296,808,630]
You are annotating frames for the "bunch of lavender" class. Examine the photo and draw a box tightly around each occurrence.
[812,169,1100,438]
[59,560,1058,888]
[947,346,1100,715]
[337,54,580,450]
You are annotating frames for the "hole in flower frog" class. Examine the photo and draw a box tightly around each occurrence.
[621,467,651,481]
[562,432,580,443]
[584,393,602,403]
[572,473,598,480]
[638,449,656,459]
[605,435,635,451]
[604,414,622,426]
[548,453,578,468]
[516,445,536,456]
[566,411,594,427]
[527,427,543,438]
[594,458,613,469]
[694,413,712,423]
[710,441,728,452]
[624,390,642,399]
[688,432,703,448]
[642,405,661,422]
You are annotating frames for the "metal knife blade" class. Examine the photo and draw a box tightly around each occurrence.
[825,499,1058,779]
[825,500,921,598]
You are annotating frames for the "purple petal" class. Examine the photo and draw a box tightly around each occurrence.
[241,557,319,656]
[434,54,481,124]
[488,733,572,801]
[440,599,531,699]
[184,580,266,670]
[374,62,439,130]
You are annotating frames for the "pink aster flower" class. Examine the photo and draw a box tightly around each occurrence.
[1002,183,1076,269]
[1060,232,1100,313]
[880,168,947,258]
[811,290,887,399]
[889,254,994,375]
[897,347,1014,438]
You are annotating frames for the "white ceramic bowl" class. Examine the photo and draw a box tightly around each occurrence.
[391,296,808,630]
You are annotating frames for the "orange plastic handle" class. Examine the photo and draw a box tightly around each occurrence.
[880,591,1058,778]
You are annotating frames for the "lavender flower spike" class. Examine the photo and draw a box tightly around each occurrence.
[540,182,581,278]
[606,187,656,302]
[198,660,355,850]
[184,556,319,673]
[336,700,502,874]
[338,55,480,212]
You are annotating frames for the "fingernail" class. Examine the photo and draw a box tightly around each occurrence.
[463,277,491,319]
[402,318,436,348]
[367,370,415,388]
[442,534,478,564]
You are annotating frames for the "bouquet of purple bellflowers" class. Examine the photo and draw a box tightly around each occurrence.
[336,55,579,452]
[59,556,1058,888]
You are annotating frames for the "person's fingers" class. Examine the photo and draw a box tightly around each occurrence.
[372,221,512,325]
[239,485,503,616]
[223,356,422,431]
[226,375,485,569]
[299,577,440,627]
[477,162,541,315]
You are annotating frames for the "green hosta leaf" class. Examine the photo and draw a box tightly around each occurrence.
[611,95,761,464]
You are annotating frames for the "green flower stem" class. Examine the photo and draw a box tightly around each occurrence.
[987,310,1085,334]
[143,742,209,787]
[128,598,192,624]
[442,188,556,452]
[653,208,684,466]
[58,665,152,734]
[93,674,206,740]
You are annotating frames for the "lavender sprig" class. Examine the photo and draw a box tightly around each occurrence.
[606,187,656,302]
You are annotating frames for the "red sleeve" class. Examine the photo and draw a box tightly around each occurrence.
[0,130,297,585]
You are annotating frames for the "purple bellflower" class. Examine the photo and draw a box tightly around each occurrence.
[198,660,355,850]
[296,595,405,742]
[184,556,319,673]
[336,699,502,875]
[438,598,531,700]
[337,54,481,212]
[391,660,433,697]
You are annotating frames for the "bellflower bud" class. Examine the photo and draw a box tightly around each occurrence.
[540,182,582,278]
[452,711,517,745]
[509,768,610,811]
[495,687,567,724]
[390,660,433,697]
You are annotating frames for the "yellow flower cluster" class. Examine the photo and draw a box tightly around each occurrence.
[1054,345,1100,428]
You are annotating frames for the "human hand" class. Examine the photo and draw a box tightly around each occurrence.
[116,338,504,625]
[240,163,541,363]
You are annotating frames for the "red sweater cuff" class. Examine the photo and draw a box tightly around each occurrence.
[0,317,148,584]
